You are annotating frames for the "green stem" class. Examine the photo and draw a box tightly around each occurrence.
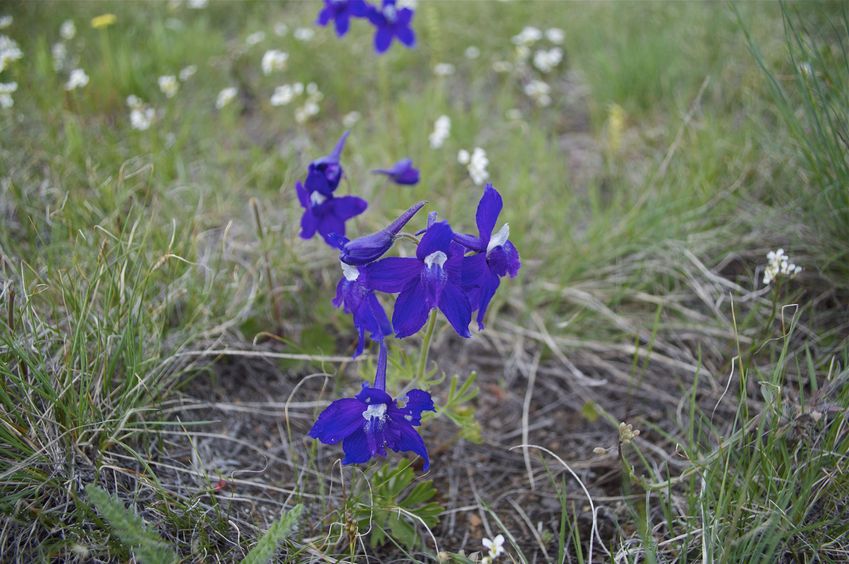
[415,309,438,382]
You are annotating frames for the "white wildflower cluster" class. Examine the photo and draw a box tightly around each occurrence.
[65,68,89,91]
[508,25,565,107]
[261,49,288,75]
[429,115,451,149]
[618,422,640,445]
[458,147,489,186]
[215,86,238,109]
[60,19,76,40]
[481,534,506,562]
[127,95,156,130]
[763,249,801,286]
[0,34,23,72]
[293,27,315,42]
[464,46,480,59]
[0,16,11,30]
[433,62,455,77]
[533,47,562,73]
[52,42,67,71]
[158,75,179,98]
[270,81,323,123]
[0,81,17,109]
[523,79,551,107]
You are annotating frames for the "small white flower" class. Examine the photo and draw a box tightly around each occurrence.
[429,115,451,149]
[245,31,266,46]
[158,75,179,98]
[294,27,315,42]
[188,0,209,8]
[65,68,89,91]
[457,149,470,165]
[127,95,156,130]
[60,19,76,40]
[306,82,321,97]
[178,64,197,81]
[52,42,67,71]
[763,248,801,285]
[524,79,551,107]
[0,81,16,109]
[274,22,289,37]
[215,86,238,109]
[261,49,288,75]
[469,147,489,185]
[270,84,295,106]
[0,34,23,72]
[0,16,11,30]
[295,100,320,123]
[293,82,304,95]
[545,27,565,44]
[433,62,455,76]
[397,0,418,9]
[464,46,480,59]
[533,47,562,74]
[512,26,542,45]
[342,110,361,127]
[126,94,143,109]
[482,534,506,560]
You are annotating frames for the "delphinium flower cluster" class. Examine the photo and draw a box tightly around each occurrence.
[315,0,417,54]
[297,131,520,470]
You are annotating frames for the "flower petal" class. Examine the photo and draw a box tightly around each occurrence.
[393,278,431,338]
[295,180,311,209]
[476,184,503,246]
[374,26,393,53]
[331,195,368,221]
[474,270,501,330]
[366,257,420,293]
[396,25,415,47]
[342,428,375,465]
[309,398,365,444]
[438,281,472,338]
[416,221,453,260]
[300,209,318,240]
[399,389,435,425]
[390,422,430,470]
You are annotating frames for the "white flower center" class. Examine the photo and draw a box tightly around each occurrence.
[340,261,359,282]
[487,223,510,253]
[363,403,387,421]
[424,251,447,269]
[310,191,327,206]
[383,5,397,21]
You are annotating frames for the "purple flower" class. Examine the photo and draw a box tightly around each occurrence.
[309,342,435,469]
[316,0,369,37]
[367,221,472,338]
[372,158,420,185]
[332,200,426,266]
[456,184,521,329]
[306,131,350,196]
[333,261,392,357]
[296,180,368,246]
[366,0,416,54]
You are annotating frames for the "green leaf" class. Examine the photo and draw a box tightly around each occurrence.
[85,484,178,564]
[241,504,304,564]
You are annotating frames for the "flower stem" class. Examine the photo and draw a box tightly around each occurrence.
[415,309,438,382]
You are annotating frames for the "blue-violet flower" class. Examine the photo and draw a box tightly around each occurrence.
[367,0,416,54]
[309,342,435,469]
[367,220,472,338]
[306,131,350,196]
[456,184,521,329]
[316,0,369,37]
[372,158,420,185]
[296,180,368,245]
[333,261,392,357]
